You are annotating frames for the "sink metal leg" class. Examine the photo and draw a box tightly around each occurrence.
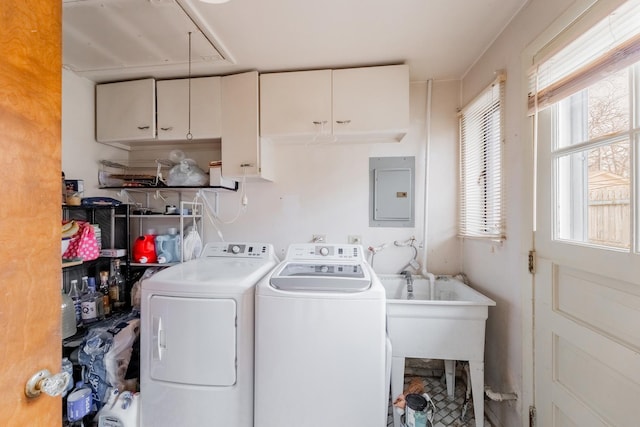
[469,360,485,427]
[444,359,456,397]
[390,356,406,427]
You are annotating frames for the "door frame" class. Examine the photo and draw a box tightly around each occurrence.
[523,0,638,424]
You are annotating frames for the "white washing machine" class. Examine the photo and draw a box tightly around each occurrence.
[140,242,278,427]
[254,243,388,427]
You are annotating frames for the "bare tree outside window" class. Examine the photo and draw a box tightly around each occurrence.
[585,69,631,248]
[587,69,630,178]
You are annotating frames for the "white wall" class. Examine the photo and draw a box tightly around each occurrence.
[62,69,123,194]
[460,0,576,425]
[62,76,461,276]
[213,81,461,273]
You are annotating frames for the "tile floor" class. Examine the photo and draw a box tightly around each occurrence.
[387,373,492,427]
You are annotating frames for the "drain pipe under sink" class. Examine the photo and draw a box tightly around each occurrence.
[420,79,436,300]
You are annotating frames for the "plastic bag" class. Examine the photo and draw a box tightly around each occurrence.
[78,317,141,409]
[130,267,163,310]
[182,227,202,261]
[167,159,207,186]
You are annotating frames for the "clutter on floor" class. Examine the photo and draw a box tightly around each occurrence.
[388,372,493,427]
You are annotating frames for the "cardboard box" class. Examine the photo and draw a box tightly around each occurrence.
[209,166,236,188]
[99,248,126,257]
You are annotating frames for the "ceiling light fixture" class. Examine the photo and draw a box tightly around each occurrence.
[199,0,231,4]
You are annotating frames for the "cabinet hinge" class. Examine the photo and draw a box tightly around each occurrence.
[529,405,536,427]
[528,250,536,274]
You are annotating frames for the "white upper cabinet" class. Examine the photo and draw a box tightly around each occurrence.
[332,64,409,140]
[259,69,332,138]
[156,77,222,141]
[222,71,274,181]
[96,78,156,142]
[259,64,409,142]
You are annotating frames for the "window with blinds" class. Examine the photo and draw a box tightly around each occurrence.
[529,0,640,113]
[530,0,640,250]
[459,76,506,240]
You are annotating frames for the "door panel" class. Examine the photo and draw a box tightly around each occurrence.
[535,110,640,426]
[0,0,62,425]
[535,261,640,426]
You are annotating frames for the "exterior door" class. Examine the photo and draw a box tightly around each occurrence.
[0,1,62,425]
[534,102,640,424]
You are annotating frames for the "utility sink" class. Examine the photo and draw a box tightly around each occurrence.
[378,274,496,427]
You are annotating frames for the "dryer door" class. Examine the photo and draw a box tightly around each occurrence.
[148,295,237,386]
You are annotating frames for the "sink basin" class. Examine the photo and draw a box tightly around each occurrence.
[378,274,496,427]
[379,273,495,360]
[381,274,496,305]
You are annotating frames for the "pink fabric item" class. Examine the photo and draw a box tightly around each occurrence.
[63,221,100,261]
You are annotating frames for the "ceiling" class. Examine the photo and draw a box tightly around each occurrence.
[63,0,528,83]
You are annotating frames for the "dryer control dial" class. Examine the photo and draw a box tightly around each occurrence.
[231,245,241,254]
[319,247,329,256]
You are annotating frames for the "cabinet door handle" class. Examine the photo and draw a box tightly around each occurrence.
[335,120,351,125]
[312,121,328,125]
[137,125,150,130]
[160,127,173,131]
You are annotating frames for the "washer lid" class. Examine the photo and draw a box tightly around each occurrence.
[144,256,278,294]
[270,262,371,292]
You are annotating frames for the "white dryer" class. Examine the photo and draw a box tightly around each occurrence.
[254,243,388,427]
[140,242,278,427]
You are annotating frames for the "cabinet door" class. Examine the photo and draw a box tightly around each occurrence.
[259,69,332,137]
[157,76,222,141]
[96,78,156,142]
[332,65,409,138]
[222,71,273,180]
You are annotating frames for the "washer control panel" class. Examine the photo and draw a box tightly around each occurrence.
[285,244,363,261]
[200,242,273,258]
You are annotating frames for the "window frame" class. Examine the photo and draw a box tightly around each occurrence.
[530,0,640,252]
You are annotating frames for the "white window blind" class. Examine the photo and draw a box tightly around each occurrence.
[528,0,640,112]
[459,75,505,240]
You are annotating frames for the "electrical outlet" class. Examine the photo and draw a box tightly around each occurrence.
[348,235,362,244]
[312,234,326,243]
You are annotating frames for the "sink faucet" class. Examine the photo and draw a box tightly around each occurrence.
[400,270,414,298]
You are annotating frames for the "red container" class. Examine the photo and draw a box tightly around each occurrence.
[132,235,157,263]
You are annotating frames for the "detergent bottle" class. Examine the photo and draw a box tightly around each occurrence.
[132,229,157,263]
[155,227,181,263]
[97,388,140,427]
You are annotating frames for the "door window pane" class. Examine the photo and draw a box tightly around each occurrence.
[588,69,630,140]
[556,140,630,249]
[555,69,630,150]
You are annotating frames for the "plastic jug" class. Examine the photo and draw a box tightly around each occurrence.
[155,235,178,263]
[97,389,140,427]
[132,230,157,263]
[167,227,181,261]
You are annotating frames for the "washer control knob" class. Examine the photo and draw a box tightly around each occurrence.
[320,265,329,273]
[319,247,329,256]
[231,245,241,254]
